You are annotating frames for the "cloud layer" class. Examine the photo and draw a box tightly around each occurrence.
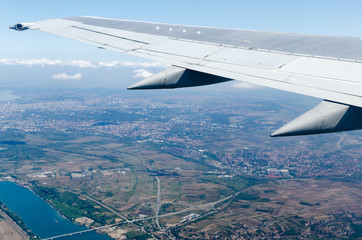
[52,73,82,80]
[133,69,154,79]
[231,82,263,89]
[0,58,167,69]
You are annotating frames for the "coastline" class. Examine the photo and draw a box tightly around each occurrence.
[0,181,111,239]
[29,184,114,239]
[0,180,115,239]
[27,185,71,222]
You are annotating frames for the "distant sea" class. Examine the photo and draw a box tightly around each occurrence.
[0,182,111,239]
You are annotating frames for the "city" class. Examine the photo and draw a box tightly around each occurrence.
[0,87,360,239]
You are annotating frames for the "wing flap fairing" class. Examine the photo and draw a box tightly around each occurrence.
[128,66,231,89]
[271,101,362,136]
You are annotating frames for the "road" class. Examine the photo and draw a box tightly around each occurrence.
[60,188,156,238]
[336,133,359,157]
[129,193,234,223]
[51,151,238,238]
[155,176,162,231]
[43,191,236,240]
[62,189,129,222]
[125,155,164,232]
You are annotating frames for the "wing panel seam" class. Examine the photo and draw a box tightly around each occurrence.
[140,49,362,87]
[197,64,362,98]
[71,25,149,45]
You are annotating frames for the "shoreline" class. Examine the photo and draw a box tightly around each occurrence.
[27,185,71,222]
[0,180,110,239]
[27,183,114,239]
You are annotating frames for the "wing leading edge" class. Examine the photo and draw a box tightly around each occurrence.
[10,17,362,136]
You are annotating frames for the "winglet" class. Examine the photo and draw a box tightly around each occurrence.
[9,23,32,31]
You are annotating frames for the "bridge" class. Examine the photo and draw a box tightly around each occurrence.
[41,222,122,240]
[41,217,156,240]
[42,228,96,240]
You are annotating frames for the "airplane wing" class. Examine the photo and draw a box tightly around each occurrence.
[10,16,362,136]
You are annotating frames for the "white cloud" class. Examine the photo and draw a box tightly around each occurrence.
[116,61,167,68]
[231,82,263,89]
[52,73,82,80]
[97,61,120,68]
[133,69,154,79]
[0,58,167,69]
[0,58,63,67]
[67,60,96,68]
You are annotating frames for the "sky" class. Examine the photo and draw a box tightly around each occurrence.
[1,0,362,92]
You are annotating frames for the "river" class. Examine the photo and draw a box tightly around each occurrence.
[0,181,111,240]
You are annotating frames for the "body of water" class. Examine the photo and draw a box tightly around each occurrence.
[0,181,111,239]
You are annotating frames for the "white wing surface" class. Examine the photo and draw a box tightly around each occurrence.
[10,17,362,136]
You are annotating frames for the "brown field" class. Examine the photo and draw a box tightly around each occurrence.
[1,131,360,238]
[184,179,362,234]
[0,211,28,240]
